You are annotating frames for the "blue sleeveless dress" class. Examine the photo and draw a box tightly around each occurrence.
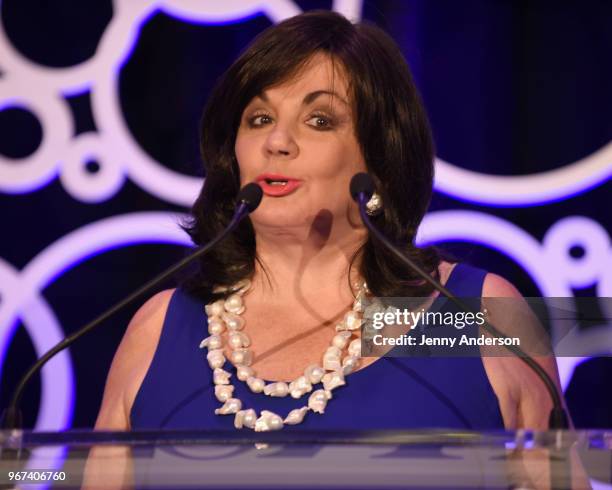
[131,263,505,430]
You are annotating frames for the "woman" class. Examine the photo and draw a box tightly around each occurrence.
[95,10,563,432]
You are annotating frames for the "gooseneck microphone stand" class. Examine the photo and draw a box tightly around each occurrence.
[2,183,263,431]
[350,173,571,489]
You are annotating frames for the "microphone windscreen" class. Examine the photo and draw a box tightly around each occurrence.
[350,173,374,201]
[237,182,263,212]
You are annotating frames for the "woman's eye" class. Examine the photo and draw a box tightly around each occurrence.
[306,114,334,130]
[248,114,272,127]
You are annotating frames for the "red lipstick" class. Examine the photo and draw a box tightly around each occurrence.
[255,173,302,197]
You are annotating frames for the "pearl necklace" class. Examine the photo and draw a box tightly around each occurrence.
[199,279,368,431]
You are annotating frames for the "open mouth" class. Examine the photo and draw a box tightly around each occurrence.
[264,179,288,186]
[256,174,302,196]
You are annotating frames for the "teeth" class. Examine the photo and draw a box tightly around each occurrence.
[267,180,287,186]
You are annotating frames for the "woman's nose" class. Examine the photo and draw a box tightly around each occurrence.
[264,126,298,159]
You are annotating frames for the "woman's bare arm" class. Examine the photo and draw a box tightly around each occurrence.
[94,289,174,430]
[83,290,174,488]
[481,274,565,430]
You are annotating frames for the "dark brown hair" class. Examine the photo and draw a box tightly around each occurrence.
[183,10,440,301]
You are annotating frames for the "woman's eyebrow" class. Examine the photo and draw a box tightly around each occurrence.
[302,90,349,106]
[256,90,349,107]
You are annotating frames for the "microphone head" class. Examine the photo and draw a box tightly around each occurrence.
[350,173,374,202]
[237,182,263,212]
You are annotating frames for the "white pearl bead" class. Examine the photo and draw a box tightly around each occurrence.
[353,290,366,312]
[289,375,312,392]
[342,355,359,375]
[323,352,341,371]
[343,310,363,330]
[205,300,225,317]
[228,331,250,349]
[224,294,244,314]
[242,408,257,429]
[268,417,283,431]
[304,365,325,384]
[348,338,361,357]
[234,410,246,428]
[322,371,345,391]
[325,346,342,357]
[246,376,265,393]
[230,348,253,366]
[213,367,231,385]
[263,382,289,397]
[214,384,234,402]
[308,389,331,414]
[210,335,223,350]
[236,365,254,381]
[222,312,245,331]
[206,349,225,369]
[332,331,352,349]
[234,408,257,429]
[364,301,385,319]
[199,334,223,350]
[207,318,225,335]
[214,398,242,415]
[284,407,309,425]
[362,321,377,338]
[288,376,312,397]
[254,410,283,432]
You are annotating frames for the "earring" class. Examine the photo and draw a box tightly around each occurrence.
[366,192,383,216]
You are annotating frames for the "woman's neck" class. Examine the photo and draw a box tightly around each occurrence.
[251,216,367,306]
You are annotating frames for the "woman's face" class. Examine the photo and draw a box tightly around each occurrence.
[235,53,366,233]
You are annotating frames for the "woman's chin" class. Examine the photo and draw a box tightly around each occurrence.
[251,215,306,230]
[250,206,318,231]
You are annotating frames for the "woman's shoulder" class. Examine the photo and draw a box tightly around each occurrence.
[130,289,176,332]
[120,289,177,351]
[95,289,176,430]
[437,260,456,285]
[440,260,519,296]
[482,271,522,298]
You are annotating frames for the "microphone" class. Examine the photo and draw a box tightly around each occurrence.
[236,182,264,213]
[350,173,569,430]
[350,173,374,202]
[2,183,263,430]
